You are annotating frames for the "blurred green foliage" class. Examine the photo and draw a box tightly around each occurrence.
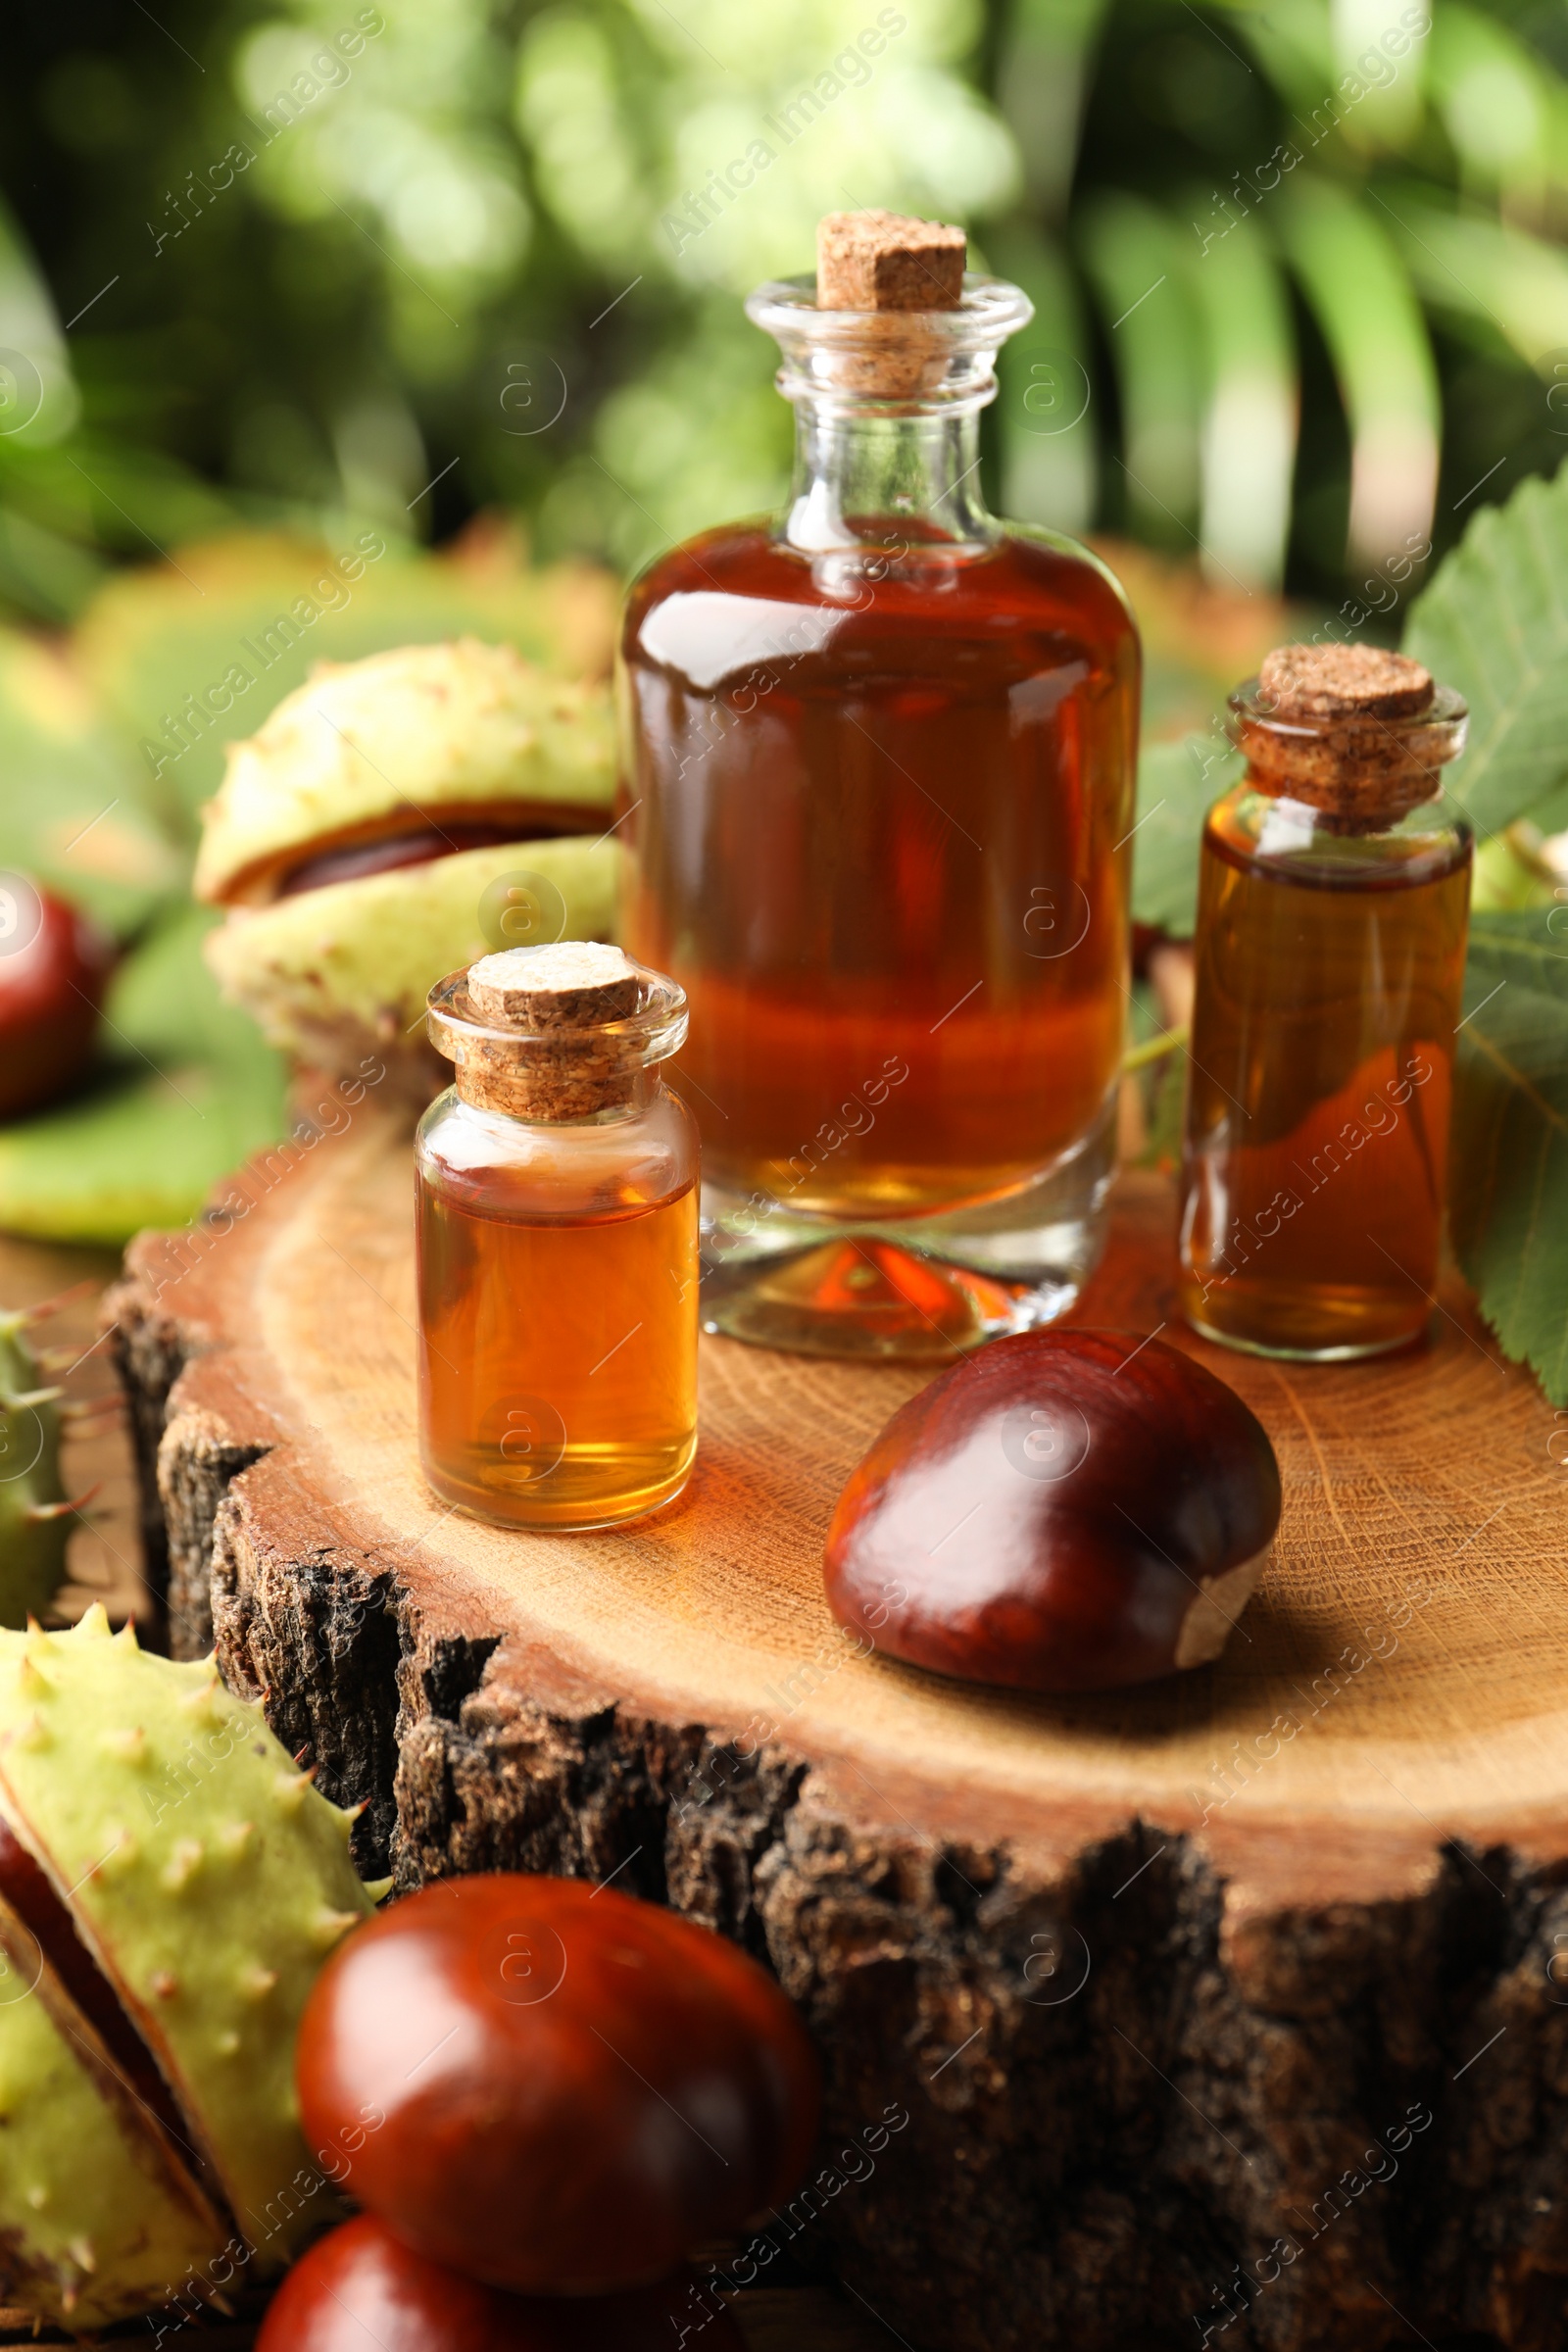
[0,524,621,1243]
[3,0,1568,1272]
[2,0,1567,623]
[0,906,289,1246]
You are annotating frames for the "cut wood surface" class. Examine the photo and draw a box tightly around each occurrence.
[111,1102,1568,2352]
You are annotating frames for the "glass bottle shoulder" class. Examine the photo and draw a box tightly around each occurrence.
[619,516,1139,696]
[1203,782,1473,894]
[416,1085,698,1221]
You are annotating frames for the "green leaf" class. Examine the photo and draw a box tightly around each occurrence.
[1176,197,1297,593]
[1130,733,1242,937]
[0,1059,289,1247]
[104,903,277,1070]
[1450,909,1568,1405]
[1274,177,1440,564]
[1404,461,1568,838]
[75,534,616,837]
[0,628,183,940]
[1080,197,1203,542]
[1382,194,1568,370]
[1122,980,1187,1170]
[990,223,1098,541]
[0,903,288,1246]
[1472,827,1559,913]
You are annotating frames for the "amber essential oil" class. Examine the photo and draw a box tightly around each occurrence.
[618,238,1139,1359]
[622,526,1133,1218]
[1180,652,1471,1361]
[416,946,698,1531]
[418,1178,697,1531]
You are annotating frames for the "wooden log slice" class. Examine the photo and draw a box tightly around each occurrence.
[109,1103,1568,2352]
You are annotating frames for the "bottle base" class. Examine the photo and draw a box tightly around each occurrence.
[420,1442,697,1533]
[699,1114,1115,1361]
[1180,1314,1428,1365]
[700,1241,1084,1361]
[1178,1267,1433,1362]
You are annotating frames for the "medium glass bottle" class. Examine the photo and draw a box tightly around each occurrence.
[416,943,698,1530]
[1179,645,1471,1360]
[617,211,1140,1361]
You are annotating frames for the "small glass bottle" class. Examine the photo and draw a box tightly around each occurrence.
[416,943,698,1530]
[1179,645,1471,1360]
[617,211,1140,1362]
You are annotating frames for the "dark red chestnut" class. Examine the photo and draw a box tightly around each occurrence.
[296,1875,819,2296]
[824,1328,1281,1692]
[0,872,114,1120]
[256,2215,745,2351]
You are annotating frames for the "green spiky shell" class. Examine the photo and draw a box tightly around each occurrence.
[0,1953,226,2330]
[204,833,619,1082]
[0,1312,69,1630]
[0,1609,381,2321]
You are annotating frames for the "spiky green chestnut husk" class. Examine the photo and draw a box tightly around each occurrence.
[0,1311,69,1630]
[0,1955,226,2330]
[204,833,619,1090]
[0,1608,383,2330]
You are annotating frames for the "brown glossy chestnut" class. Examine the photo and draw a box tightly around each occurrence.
[295,1875,819,2296]
[0,874,114,1121]
[824,1328,1281,1692]
[255,2215,745,2351]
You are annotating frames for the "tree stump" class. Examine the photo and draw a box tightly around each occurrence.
[108,1103,1568,2352]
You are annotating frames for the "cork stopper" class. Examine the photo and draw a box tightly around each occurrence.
[427,946,686,1121]
[794,211,967,400]
[748,251,1029,416]
[815,212,966,313]
[468,942,640,1029]
[1258,644,1435,723]
[1231,643,1465,831]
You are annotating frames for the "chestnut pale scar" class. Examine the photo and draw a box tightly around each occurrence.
[1174,1545,1274,1671]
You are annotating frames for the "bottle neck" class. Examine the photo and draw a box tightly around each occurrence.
[1229,681,1468,835]
[781,401,993,556]
[457,1065,662,1124]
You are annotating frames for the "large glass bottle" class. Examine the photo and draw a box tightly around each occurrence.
[617,259,1140,1360]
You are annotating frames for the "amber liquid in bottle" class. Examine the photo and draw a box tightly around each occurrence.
[416,956,698,1531]
[622,526,1134,1216]
[1180,790,1472,1358]
[617,272,1138,1360]
[417,1173,698,1530]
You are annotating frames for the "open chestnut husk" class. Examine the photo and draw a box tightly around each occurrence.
[256,2216,745,2351]
[295,1875,819,2297]
[824,1328,1281,1692]
[0,873,114,1122]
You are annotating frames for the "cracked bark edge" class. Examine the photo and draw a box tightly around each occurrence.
[109,1264,1568,2352]
[157,1406,271,1658]
[105,1274,193,1638]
